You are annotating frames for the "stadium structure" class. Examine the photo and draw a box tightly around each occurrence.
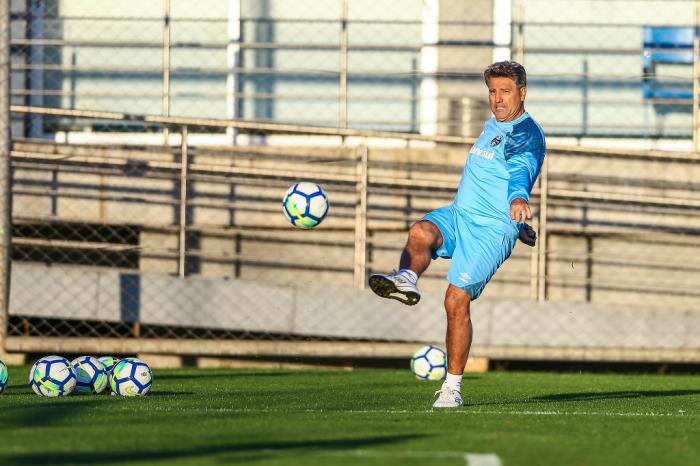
[1,0,700,370]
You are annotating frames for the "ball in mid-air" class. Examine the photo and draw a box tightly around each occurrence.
[410,345,447,381]
[29,355,77,397]
[110,358,152,396]
[71,356,108,395]
[0,359,8,394]
[282,182,329,229]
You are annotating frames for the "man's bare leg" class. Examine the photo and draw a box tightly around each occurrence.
[368,221,442,305]
[398,221,443,277]
[433,284,471,408]
[444,284,472,375]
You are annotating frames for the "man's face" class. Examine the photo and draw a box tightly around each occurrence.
[488,76,527,122]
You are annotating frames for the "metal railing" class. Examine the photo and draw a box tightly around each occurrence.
[2,105,700,362]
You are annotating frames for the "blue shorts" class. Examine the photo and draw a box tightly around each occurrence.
[421,204,519,300]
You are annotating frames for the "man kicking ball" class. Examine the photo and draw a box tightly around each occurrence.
[369,61,546,408]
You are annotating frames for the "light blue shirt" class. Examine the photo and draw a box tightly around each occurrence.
[454,112,546,225]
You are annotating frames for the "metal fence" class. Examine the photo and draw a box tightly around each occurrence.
[2,1,700,363]
[3,106,700,363]
[8,0,700,141]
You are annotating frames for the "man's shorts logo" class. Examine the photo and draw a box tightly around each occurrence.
[458,272,472,283]
[490,135,503,147]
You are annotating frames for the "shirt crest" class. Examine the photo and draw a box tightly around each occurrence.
[490,135,503,147]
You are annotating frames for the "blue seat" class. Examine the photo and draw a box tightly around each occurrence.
[642,26,694,105]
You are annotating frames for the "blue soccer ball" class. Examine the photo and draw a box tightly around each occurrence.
[410,345,447,381]
[110,358,152,396]
[282,182,329,229]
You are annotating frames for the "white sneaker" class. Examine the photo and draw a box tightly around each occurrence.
[368,272,421,305]
[432,387,464,408]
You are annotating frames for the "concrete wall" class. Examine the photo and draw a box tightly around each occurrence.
[9,262,700,361]
[9,140,700,360]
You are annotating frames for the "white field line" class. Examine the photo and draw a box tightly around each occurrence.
[465,453,503,466]
[113,406,695,418]
[258,448,501,466]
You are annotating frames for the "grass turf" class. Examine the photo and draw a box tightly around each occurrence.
[0,365,699,466]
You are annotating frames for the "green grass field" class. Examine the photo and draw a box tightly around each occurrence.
[1,365,699,466]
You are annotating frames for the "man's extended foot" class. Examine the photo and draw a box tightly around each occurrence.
[432,387,464,408]
[368,271,421,305]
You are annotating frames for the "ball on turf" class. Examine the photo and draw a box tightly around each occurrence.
[410,345,447,381]
[282,182,329,229]
[99,356,120,387]
[110,358,152,396]
[71,356,108,395]
[0,359,8,394]
[29,355,77,397]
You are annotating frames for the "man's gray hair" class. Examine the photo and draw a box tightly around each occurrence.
[483,61,527,88]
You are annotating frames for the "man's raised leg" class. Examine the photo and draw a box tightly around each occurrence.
[368,221,442,305]
[433,284,471,408]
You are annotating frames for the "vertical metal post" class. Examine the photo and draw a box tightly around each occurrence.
[514,0,525,64]
[339,0,349,129]
[537,157,548,302]
[0,0,10,347]
[27,0,44,137]
[693,1,700,153]
[163,0,171,145]
[353,144,368,289]
[178,126,188,278]
[226,0,242,145]
[529,188,540,301]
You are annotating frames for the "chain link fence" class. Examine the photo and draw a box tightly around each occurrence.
[2,1,700,362]
[9,0,700,140]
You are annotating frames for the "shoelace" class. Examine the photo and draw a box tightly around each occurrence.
[391,269,414,285]
[434,387,459,399]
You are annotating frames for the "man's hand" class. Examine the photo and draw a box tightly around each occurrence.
[518,223,537,247]
[510,197,532,224]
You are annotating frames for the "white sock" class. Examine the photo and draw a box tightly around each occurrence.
[443,372,462,391]
[398,268,418,283]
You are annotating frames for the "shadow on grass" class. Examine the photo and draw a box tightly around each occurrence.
[147,391,195,397]
[530,390,700,402]
[0,399,107,430]
[154,371,297,381]
[0,384,33,396]
[466,389,700,407]
[0,434,426,465]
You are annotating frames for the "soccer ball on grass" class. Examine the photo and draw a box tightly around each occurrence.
[98,356,120,387]
[0,359,8,394]
[29,355,77,397]
[282,182,329,229]
[110,358,152,396]
[410,345,447,381]
[71,356,108,394]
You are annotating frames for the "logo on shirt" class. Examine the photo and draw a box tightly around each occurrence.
[490,135,503,147]
[469,146,494,160]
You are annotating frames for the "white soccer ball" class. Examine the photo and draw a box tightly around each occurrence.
[110,358,152,396]
[29,355,77,397]
[282,182,329,229]
[410,345,447,381]
[71,356,108,395]
[0,359,8,394]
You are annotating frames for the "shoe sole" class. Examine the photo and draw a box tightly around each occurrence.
[432,402,464,409]
[368,275,420,306]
